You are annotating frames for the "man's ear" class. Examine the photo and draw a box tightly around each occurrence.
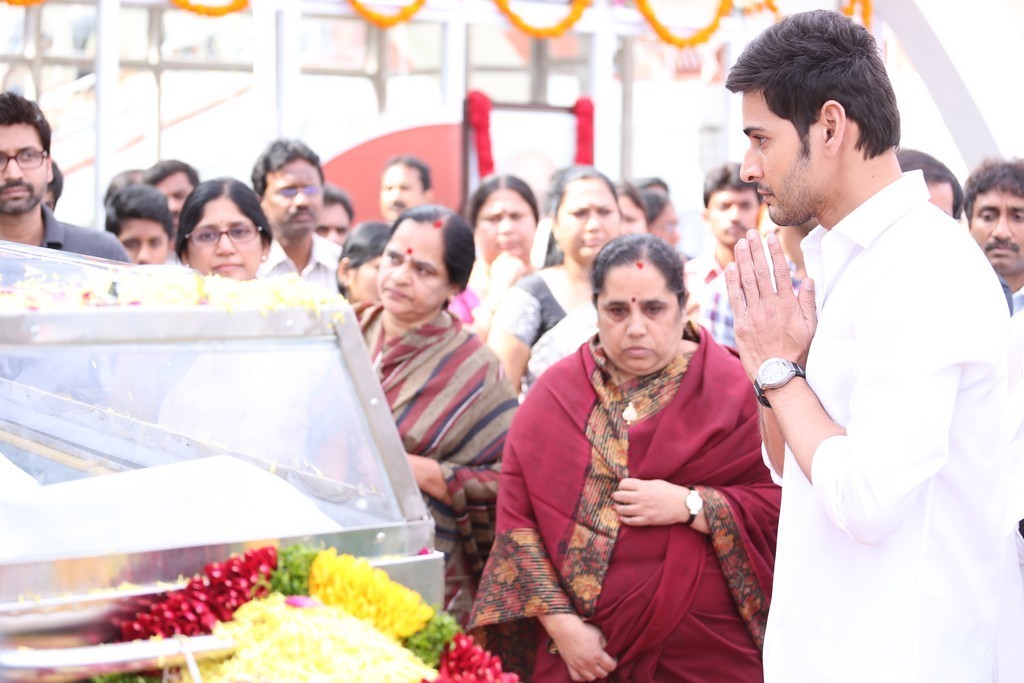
[819,100,847,156]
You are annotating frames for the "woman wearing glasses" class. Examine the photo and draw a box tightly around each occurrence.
[175,178,272,280]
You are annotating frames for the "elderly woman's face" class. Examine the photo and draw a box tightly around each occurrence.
[596,259,685,381]
[181,197,269,280]
[378,219,459,327]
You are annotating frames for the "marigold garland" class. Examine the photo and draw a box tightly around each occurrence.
[169,0,249,17]
[841,0,873,30]
[493,0,590,40]
[634,0,733,50]
[2,0,47,6]
[347,0,427,29]
[309,548,435,639]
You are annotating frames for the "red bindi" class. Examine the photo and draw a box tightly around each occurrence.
[631,297,636,303]
[406,248,413,255]
[433,219,444,229]
[636,262,644,269]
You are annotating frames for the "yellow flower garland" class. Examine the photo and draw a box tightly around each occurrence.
[169,0,249,17]
[308,549,434,640]
[493,0,590,40]
[635,0,733,50]
[841,0,873,30]
[1,0,46,5]
[348,0,427,29]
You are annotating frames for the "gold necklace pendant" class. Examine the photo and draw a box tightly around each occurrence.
[622,401,638,425]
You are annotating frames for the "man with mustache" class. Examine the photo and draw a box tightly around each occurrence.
[252,139,340,294]
[0,92,127,261]
[966,159,1024,314]
[379,155,432,223]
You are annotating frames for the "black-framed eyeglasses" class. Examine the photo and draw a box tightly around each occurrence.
[0,149,47,171]
[276,185,322,199]
[186,224,263,247]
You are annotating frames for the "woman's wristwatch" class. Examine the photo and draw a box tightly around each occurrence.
[683,488,703,525]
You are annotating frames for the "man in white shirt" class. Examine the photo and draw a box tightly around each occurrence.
[965,159,1024,314]
[252,139,341,294]
[683,162,761,347]
[723,10,1021,681]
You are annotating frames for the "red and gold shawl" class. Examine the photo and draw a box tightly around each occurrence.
[469,326,780,677]
[357,303,518,582]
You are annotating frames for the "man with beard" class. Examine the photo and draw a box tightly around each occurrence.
[724,10,1020,681]
[683,162,760,347]
[0,93,127,261]
[379,155,432,223]
[251,139,340,294]
[965,159,1024,314]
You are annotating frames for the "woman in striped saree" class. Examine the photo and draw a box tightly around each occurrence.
[356,205,519,625]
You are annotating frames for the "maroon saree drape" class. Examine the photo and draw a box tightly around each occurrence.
[470,329,780,682]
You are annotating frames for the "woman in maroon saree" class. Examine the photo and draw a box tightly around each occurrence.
[470,234,780,682]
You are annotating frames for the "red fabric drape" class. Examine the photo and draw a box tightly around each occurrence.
[466,90,495,178]
[573,96,594,165]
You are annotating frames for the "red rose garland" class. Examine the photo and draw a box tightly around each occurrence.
[118,546,276,640]
[573,96,594,165]
[466,90,495,178]
[430,632,519,682]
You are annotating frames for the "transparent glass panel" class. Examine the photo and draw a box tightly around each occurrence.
[298,73,380,144]
[386,21,442,73]
[161,7,253,64]
[0,63,35,101]
[468,24,530,69]
[40,63,96,184]
[117,7,150,62]
[39,2,97,59]
[0,5,26,55]
[301,15,374,72]
[385,73,443,113]
[159,70,256,180]
[467,71,531,104]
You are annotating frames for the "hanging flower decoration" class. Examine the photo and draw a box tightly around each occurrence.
[841,0,873,30]
[634,0,733,50]
[493,0,591,40]
[738,0,779,19]
[466,91,495,178]
[573,96,594,166]
[2,0,46,5]
[169,0,250,17]
[347,0,427,30]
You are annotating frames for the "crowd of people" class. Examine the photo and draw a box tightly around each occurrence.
[3,8,1024,682]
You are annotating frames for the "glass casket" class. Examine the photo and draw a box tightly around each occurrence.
[0,243,442,681]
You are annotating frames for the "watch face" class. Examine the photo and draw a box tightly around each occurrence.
[758,358,793,387]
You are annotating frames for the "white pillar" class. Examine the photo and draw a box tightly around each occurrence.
[590,0,619,175]
[252,0,281,144]
[93,0,120,230]
[441,8,468,121]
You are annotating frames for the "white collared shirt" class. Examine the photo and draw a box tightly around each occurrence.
[257,233,341,295]
[764,172,1020,681]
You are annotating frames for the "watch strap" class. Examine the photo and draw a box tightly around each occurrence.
[754,360,806,409]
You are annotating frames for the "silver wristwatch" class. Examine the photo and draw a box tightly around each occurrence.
[754,358,806,409]
[683,488,703,526]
